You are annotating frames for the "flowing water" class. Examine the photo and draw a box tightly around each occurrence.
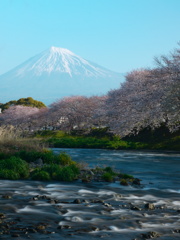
[0,149,180,240]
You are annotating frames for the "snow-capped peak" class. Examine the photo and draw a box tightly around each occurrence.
[0,46,124,105]
[49,46,75,56]
[12,46,116,78]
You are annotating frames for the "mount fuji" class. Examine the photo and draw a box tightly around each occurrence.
[0,47,124,105]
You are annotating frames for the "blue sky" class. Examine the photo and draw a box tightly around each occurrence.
[0,0,180,75]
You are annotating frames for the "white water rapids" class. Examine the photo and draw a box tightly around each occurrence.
[0,149,179,239]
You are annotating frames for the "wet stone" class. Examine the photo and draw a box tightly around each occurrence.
[73,199,81,204]
[48,200,56,204]
[173,229,180,233]
[0,213,5,219]
[32,197,38,201]
[131,206,141,211]
[58,225,71,229]
[132,178,141,185]
[141,231,160,239]
[91,226,99,231]
[36,225,46,230]
[11,233,20,237]
[28,228,37,233]
[144,203,155,210]
[103,203,112,207]
[91,199,104,203]
[59,209,68,214]
[82,179,91,183]
[2,195,12,199]
[41,195,48,199]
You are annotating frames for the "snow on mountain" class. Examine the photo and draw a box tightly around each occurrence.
[0,47,124,105]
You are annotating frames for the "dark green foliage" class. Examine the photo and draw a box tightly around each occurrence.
[31,170,51,181]
[31,163,80,182]
[57,152,76,166]
[104,166,116,175]
[48,136,112,149]
[120,173,134,179]
[15,150,42,163]
[39,150,57,164]
[123,126,180,150]
[0,152,11,160]
[102,172,114,182]
[70,164,80,175]
[0,157,29,179]
[41,164,61,178]
[123,125,180,143]
[102,167,117,182]
[47,135,148,150]
[54,165,78,182]
[0,97,46,111]
[87,127,114,138]
[15,149,74,165]
[0,169,20,180]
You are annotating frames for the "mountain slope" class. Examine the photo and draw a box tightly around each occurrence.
[0,47,124,105]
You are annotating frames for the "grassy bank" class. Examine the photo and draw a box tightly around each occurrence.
[0,137,138,186]
[0,137,80,181]
[34,129,180,151]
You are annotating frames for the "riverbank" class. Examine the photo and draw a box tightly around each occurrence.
[34,130,180,151]
[0,138,141,187]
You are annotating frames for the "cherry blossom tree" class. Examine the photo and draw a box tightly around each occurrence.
[48,95,107,132]
[106,44,180,136]
[0,105,41,132]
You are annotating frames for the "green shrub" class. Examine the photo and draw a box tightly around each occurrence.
[104,166,116,175]
[102,172,113,182]
[59,166,75,181]
[53,165,79,182]
[41,164,61,178]
[57,152,76,166]
[32,163,80,182]
[0,157,29,178]
[21,150,75,165]
[15,150,42,163]
[68,164,80,175]
[41,150,56,164]
[0,169,20,180]
[31,170,51,181]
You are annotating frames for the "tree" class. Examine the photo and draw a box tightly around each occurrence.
[48,95,107,132]
[106,44,180,136]
[0,105,41,132]
[0,97,46,111]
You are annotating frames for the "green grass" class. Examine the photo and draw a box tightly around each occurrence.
[44,134,179,151]
[46,135,148,150]
[32,129,180,151]
[0,156,29,179]
[0,138,80,181]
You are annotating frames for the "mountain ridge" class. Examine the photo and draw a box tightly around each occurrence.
[0,47,124,105]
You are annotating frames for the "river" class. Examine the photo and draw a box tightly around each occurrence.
[0,149,180,240]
